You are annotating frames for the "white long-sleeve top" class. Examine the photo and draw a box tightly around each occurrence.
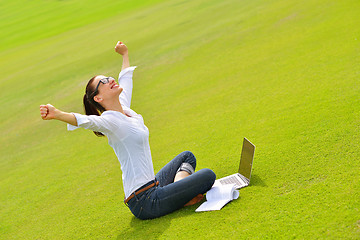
[67,66,155,198]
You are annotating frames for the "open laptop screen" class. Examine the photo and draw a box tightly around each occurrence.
[238,138,255,180]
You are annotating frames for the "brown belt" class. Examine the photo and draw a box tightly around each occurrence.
[124,181,159,204]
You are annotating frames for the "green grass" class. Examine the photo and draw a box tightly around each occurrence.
[1,0,360,239]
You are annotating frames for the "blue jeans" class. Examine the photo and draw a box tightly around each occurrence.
[126,151,216,220]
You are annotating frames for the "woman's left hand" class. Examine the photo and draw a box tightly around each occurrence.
[115,41,128,55]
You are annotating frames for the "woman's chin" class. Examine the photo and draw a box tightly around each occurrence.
[113,87,123,98]
[118,87,123,94]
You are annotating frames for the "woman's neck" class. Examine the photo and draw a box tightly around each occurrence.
[104,99,125,114]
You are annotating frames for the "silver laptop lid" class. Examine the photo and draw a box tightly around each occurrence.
[238,138,256,181]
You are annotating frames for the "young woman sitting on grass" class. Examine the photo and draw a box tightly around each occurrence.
[39,41,216,220]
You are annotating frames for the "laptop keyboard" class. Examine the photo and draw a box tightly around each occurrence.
[220,175,248,188]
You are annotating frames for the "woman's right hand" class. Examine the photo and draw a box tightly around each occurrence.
[39,104,77,125]
[39,104,58,120]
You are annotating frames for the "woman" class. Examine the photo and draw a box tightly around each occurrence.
[39,41,216,220]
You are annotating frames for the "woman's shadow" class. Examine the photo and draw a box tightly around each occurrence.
[116,203,200,239]
[116,211,180,240]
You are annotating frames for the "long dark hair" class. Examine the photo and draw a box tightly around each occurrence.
[83,76,106,137]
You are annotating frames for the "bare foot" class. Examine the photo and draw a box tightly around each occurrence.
[184,194,204,207]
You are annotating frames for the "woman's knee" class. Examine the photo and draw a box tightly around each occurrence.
[181,151,196,169]
[204,168,216,181]
[182,150,195,159]
[198,168,216,187]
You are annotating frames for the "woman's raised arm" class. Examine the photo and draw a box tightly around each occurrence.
[114,41,130,71]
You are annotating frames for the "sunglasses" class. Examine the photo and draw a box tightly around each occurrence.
[89,76,115,98]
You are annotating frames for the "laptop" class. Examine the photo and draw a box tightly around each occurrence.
[215,137,256,189]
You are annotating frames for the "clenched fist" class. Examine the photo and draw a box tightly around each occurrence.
[39,104,58,120]
[115,41,128,55]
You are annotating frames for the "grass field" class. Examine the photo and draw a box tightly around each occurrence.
[1,0,360,239]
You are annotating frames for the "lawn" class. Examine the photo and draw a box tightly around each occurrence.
[1,0,360,239]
